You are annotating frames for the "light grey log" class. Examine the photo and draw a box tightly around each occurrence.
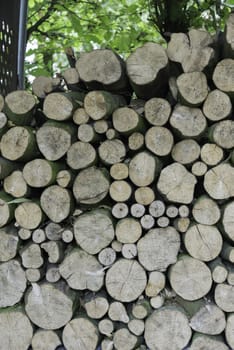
[45,264,61,283]
[0,224,18,262]
[108,301,129,323]
[62,66,79,86]
[144,307,192,350]
[157,163,197,204]
[171,139,200,165]
[0,191,15,228]
[191,161,207,177]
[126,42,168,99]
[173,217,190,233]
[192,195,220,225]
[170,105,207,138]
[112,107,143,135]
[208,257,228,284]
[225,313,234,349]
[26,267,44,283]
[63,316,99,350]
[56,169,74,188]
[178,205,189,218]
[149,200,165,218]
[223,12,234,58]
[144,97,171,126]
[4,90,36,125]
[137,227,180,271]
[145,126,174,156]
[77,123,98,143]
[115,217,142,244]
[106,127,119,140]
[98,139,126,165]
[76,48,129,92]
[150,295,165,309]
[190,334,229,350]
[112,202,129,219]
[157,216,170,227]
[128,132,144,151]
[41,241,64,263]
[215,283,234,312]
[73,107,90,125]
[83,291,109,319]
[98,247,116,266]
[36,121,75,161]
[203,89,232,121]
[166,205,178,218]
[32,76,55,98]
[106,259,147,302]
[40,185,73,223]
[31,329,62,350]
[111,240,123,253]
[140,214,155,230]
[130,203,145,218]
[67,141,96,170]
[122,243,137,259]
[132,298,152,319]
[220,241,234,263]
[0,94,4,111]
[93,120,109,134]
[225,262,234,285]
[113,328,139,350]
[213,59,234,94]
[177,71,208,106]
[109,180,132,202]
[18,228,31,240]
[15,201,44,230]
[0,112,7,139]
[128,319,144,336]
[200,143,224,166]
[73,166,110,204]
[101,338,114,350]
[222,200,234,242]
[209,120,234,149]
[110,162,128,180]
[169,255,212,300]
[62,229,74,243]
[98,319,114,337]
[0,126,37,161]
[184,223,222,262]
[0,308,33,350]
[45,222,63,241]
[3,170,29,198]
[0,259,26,307]
[25,281,76,330]
[204,163,234,199]
[74,209,114,255]
[129,151,160,187]
[59,248,104,291]
[145,271,166,297]
[20,243,43,269]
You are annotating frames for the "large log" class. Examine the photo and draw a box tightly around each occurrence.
[0,225,19,262]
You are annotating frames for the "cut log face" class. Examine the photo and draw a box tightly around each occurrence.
[0,225,18,262]
[171,139,200,165]
[66,141,96,170]
[210,120,234,149]
[213,59,234,93]
[113,328,139,350]
[137,227,180,271]
[144,307,192,350]
[144,97,171,126]
[145,126,174,156]
[215,283,234,312]
[222,200,234,242]
[105,259,147,302]
[225,313,234,349]
[129,151,159,187]
[98,139,126,165]
[31,329,62,350]
[3,170,28,198]
[115,217,142,244]
[108,301,129,323]
[192,195,221,225]
[190,334,229,350]
[83,292,109,319]
[177,72,208,106]
[200,143,224,166]
[4,90,36,125]
[203,89,232,121]
[204,163,234,199]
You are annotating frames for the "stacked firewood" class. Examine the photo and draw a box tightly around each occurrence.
[1,13,234,350]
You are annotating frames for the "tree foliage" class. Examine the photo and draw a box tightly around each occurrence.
[26,0,234,79]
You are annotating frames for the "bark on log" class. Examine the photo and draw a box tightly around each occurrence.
[15,201,44,229]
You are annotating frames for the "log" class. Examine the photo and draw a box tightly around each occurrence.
[204,163,234,200]
[77,123,98,143]
[105,259,147,302]
[215,283,234,312]
[59,248,104,291]
[223,12,234,58]
[213,59,234,95]
[110,162,128,180]
[4,90,36,125]
[209,120,234,149]
[20,242,44,268]
[0,308,33,350]
[128,132,144,151]
[18,228,32,240]
[157,162,197,204]
[112,107,143,135]
[83,291,109,319]
[220,241,234,263]
[101,338,114,350]
[25,281,76,330]
[74,209,115,254]
[126,42,169,99]
[0,191,15,228]
[128,319,145,336]
[225,313,234,349]
[144,307,192,350]
[41,241,64,263]
[140,214,155,230]
[113,328,139,350]
[98,139,126,165]
[3,170,29,198]
[145,126,174,156]
[122,243,137,259]
[94,120,109,134]
[0,225,18,262]
[61,228,74,243]
[98,247,116,266]
[115,217,142,244]
[26,267,44,283]
[31,329,62,350]
[66,141,97,170]
[32,76,60,98]
[190,334,229,350]
[73,107,90,125]
[222,200,234,242]
[145,271,166,297]
[62,67,81,91]
[134,187,155,206]
[40,185,73,223]
[200,143,224,166]
[208,257,228,284]
[192,195,221,225]
[166,205,178,218]
[56,169,74,188]
[130,203,146,218]
[157,216,170,228]
[0,157,20,180]
[98,318,114,337]
[0,94,4,111]
[144,97,171,126]
[0,112,7,138]
[177,71,208,106]
[137,227,180,271]
[171,139,200,165]
[108,301,129,323]
[132,298,152,319]
[45,264,61,283]
[191,161,208,177]
[169,255,212,300]
[45,222,63,241]
[203,89,232,121]
[173,217,190,233]
[148,200,165,218]
[0,259,27,307]
[15,201,44,230]
[109,180,132,202]
[112,202,129,219]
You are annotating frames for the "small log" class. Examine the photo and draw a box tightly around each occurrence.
[144,307,192,350]
[222,200,234,242]
[41,241,64,263]
[132,298,152,319]
[110,162,128,180]
[98,247,116,266]
[36,121,75,161]
[106,128,118,140]
[200,143,224,166]
[157,163,197,204]
[129,151,161,187]
[148,200,165,218]
[209,120,234,149]
[191,161,208,177]
[25,281,76,330]
[140,214,155,230]
[150,295,165,309]
[134,187,155,206]
[178,204,189,218]
[171,139,200,165]
[3,170,29,198]
[173,217,190,233]
[0,308,33,350]
[166,205,178,218]
[0,94,4,111]
[45,264,61,283]
[112,107,143,135]
[4,90,36,125]
[122,243,137,259]
[0,259,27,307]
[115,217,142,244]
[170,105,207,139]
[130,203,146,218]
[77,123,98,143]
[62,229,74,243]
[101,339,114,350]
[105,259,147,302]
[204,163,234,199]
[109,180,132,202]
[126,42,169,99]
[128,132,144,151]
[213,59,234,95]
[83,291,109,319]
[0,191,15,228]
[190,334,229,350]
[169,255,212,300]
[203,89,232,121]
[18,228,32,240]
[67,141,96,170]
[108,301,129,323]
[98,318,114,337]
[45,222,63,241]
[215,283,234,312]
[0,126,37,161]
[225,313,234,349]
[98,139,126,165]
[225,262,234,285]
[73,107,90,125]
[192,195,221,225]
[20,242,44,269]
[59,248,104,291]
[26,267,44,283]
[62,67,82,91]
[220,241,234,263]
[56,169,74,188]
[32,76,58,98]
[144,97,171,126]
[15,201,44,230]
[112,202,129,219]
[113,328,139,350]
[208,257,228,283]
[74,209,114,255]
[43,91,84,121]
[145,271,166,297]
[0,225,18,262]
[93,120,109,134]
[31,329,62,350]
[137,227,180,271]
[145,126,174,157]
[128,319,145,336]
[157,216,170,228]
[177,71,208,106]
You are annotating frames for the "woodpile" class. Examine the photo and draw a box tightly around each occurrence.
[1,13,234,350]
